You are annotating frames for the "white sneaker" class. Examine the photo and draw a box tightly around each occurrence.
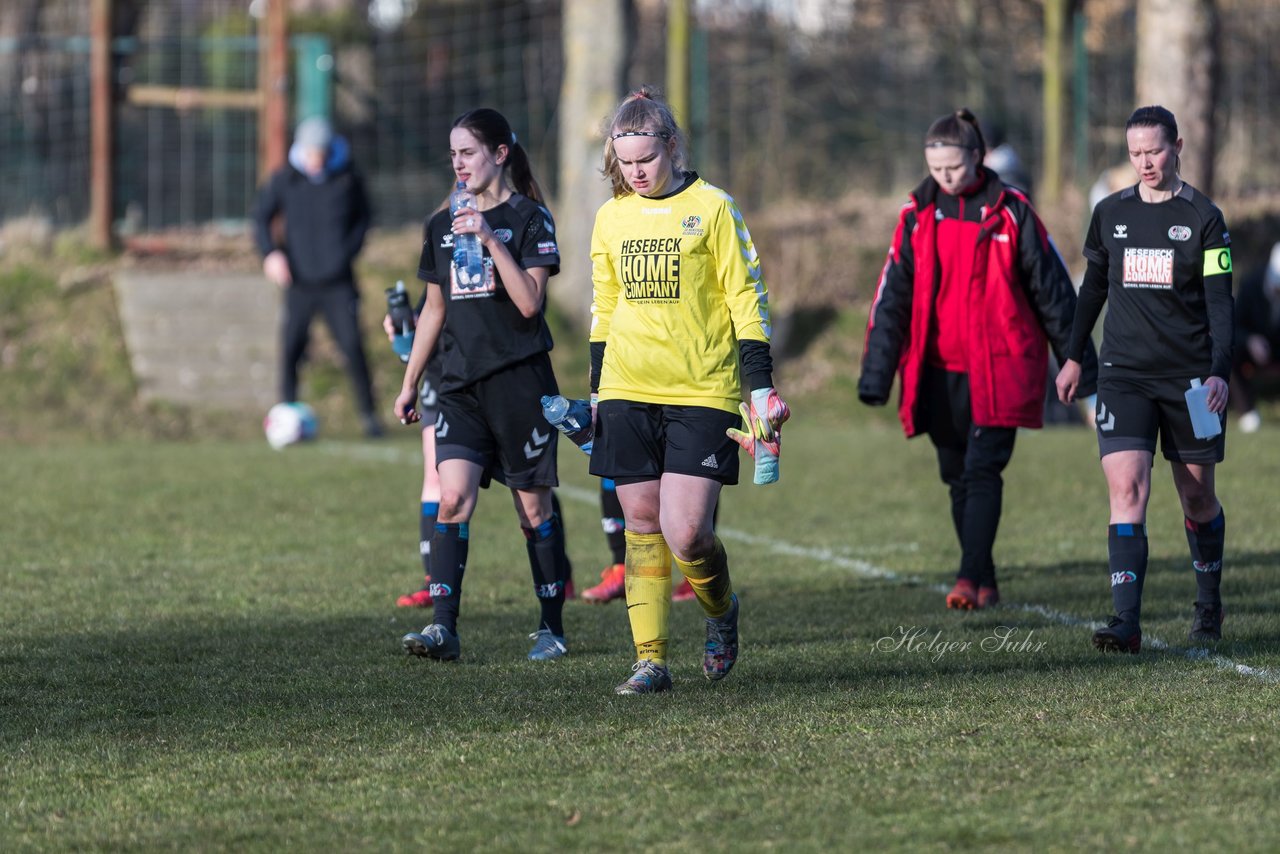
[1239,410,1262,434]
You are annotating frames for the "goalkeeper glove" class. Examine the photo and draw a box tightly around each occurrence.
[726,387,791,484]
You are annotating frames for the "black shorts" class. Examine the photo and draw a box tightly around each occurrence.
[589,399,740,486]
[418,358,443,426]
[435,354,560,490]
[1095,375,1226,464]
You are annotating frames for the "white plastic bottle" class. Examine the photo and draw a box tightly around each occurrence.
[1184,378,1223,439]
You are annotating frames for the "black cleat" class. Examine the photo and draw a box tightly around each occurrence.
[1092,616,1142,654]
[1188,602,1224,643]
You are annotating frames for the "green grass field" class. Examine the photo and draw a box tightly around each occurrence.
[3,420,1279,851]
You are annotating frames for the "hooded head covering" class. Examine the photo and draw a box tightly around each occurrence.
[294,116,333,152]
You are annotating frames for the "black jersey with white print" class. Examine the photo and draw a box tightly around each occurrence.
[1074,183,1233,380]
[418,193,560,391]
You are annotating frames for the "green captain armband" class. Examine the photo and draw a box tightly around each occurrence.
[1203,247,1232,276]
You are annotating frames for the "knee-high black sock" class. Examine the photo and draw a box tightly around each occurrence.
[1185,509,1225,608]
[600,479,627,565]
[418,501,439,582]
[1108,523,1148,624]
[429,523,469,633]
[524,516,567,637]
[551,491,573,586]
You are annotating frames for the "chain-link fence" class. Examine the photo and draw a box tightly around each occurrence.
[1,0,1279,233]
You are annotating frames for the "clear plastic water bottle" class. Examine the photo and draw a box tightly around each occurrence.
[449,181,486,287]
[385,280,415,363]
[541,394,593,455]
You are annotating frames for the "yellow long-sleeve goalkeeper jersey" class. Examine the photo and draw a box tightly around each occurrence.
[589,174,771,414]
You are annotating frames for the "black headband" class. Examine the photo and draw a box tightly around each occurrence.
[611,130,670,141]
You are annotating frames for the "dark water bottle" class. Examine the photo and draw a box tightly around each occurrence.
[541,394,593,455]
[385,280,415,363]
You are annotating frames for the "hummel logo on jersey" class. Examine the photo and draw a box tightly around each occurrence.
[1113,224,1128,239]
[701,454,718,469]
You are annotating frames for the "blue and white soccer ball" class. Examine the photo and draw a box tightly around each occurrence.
[263,402,319,450]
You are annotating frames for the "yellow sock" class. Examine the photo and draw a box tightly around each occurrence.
[623,530,672,664]
[674,535,733,618]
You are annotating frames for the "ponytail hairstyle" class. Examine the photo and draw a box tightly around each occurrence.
[451,108,545,203]
[924,108,987,162]
[601,86,688,198]
[1125,104,1178,144]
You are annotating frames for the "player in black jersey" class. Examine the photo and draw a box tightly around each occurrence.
[393,108,572,663]
[385,311,576,610]
[1056,106,1234,652]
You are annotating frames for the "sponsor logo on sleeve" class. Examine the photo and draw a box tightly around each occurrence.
[537,240,559,255]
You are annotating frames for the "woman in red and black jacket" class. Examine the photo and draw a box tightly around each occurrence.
[859,108,1097,610]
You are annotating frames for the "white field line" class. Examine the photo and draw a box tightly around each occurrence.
[321,441,1279,684]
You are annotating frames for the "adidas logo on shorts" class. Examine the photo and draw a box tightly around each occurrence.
[701,454,717,469]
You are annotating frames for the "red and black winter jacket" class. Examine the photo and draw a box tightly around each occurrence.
[858,169,1097,437]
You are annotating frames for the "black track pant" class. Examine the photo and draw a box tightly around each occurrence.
[281,280,376,416]
[921,367,1017,586]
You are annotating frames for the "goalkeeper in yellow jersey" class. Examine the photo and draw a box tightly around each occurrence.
[587,87,790,695]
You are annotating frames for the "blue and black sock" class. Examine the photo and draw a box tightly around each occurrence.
[418,501,439,582]
[551,491,573,587]
[524,515,567,637]
[1185,509,1225,608]
[429,522,469,633]
[1108,523,1148,624]
[600,479,627,565]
